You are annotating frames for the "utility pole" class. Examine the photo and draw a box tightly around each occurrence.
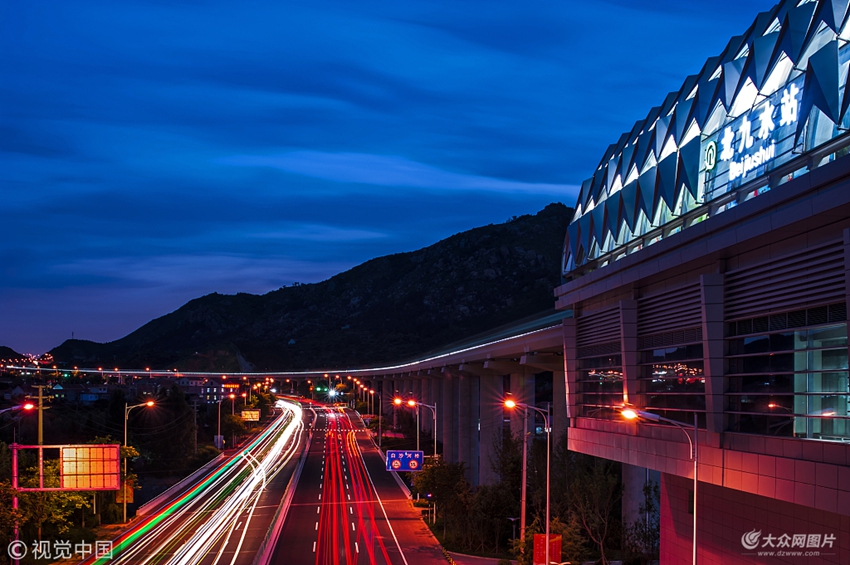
[33,385,46,445]
[191,400,199,454]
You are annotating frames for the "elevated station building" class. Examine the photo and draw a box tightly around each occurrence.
[557,0,850,562]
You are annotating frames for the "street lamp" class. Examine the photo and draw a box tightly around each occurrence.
[124,399,154,523]
[622,407,698,565]
[216,393,235,450]
[505,397,550,565]
[376,389,383,450]
[397,398,438,457]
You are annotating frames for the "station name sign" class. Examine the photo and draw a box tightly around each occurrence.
[705,82,801,185]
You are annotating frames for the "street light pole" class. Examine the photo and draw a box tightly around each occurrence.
[622,408,698,565]
[123,400,154,523]
[396,398,438,456]
[520,406,528,541]
[506,398,550,565]
[217,398,222,449]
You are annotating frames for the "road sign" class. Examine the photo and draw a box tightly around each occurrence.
[13,444,121,492]
[385,450,424,472]
[241,409,260,421]
[533,534,562,565]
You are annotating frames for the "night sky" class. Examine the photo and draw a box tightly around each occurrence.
[2,0,776,354]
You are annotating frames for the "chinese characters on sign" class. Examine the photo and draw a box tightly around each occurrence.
[715,84,800,182]
[385,450,424,472]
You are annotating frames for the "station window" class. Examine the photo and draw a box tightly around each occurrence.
[637,330,706,427]
[576,345,622,418]
[726,305,849,440]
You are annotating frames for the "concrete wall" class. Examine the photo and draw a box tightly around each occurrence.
[661,473,849,565]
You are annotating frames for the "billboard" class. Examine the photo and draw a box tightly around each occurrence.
[13,444,121,492]
[60,445,121,490]
[385,450,424,471]
[241,409,260,421]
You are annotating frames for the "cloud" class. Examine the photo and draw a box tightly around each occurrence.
[222,151,576,196]
[246,224,388,242]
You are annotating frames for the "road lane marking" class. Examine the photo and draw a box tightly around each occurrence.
[312,542,316,553]
[315,522,318,530]
[351,523,355,531]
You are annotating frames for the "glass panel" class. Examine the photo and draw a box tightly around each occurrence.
[728,374,794,393]
[726,322,850,441]
[645,394,705,410]
[809,325,847,348]
[641,343,704,363]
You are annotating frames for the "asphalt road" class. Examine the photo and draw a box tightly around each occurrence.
[78,399,308,565]
[271,407,445,565]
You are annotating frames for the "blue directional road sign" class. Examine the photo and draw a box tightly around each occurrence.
[385,450,424,472]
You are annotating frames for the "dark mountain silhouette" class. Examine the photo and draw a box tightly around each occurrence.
[49,203,571,371]
[0,346,25,360]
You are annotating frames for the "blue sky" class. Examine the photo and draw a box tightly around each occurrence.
[1,0,776,354]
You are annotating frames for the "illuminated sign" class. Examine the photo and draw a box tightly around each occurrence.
[708,83,800,184]
[13,444,121,492]
[222,383,240,389]
[385,450,424,472]
[241,409,260,421]
[563,1,850,276]
[60,445,121,490]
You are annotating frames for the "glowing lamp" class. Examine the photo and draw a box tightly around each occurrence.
[393,398,403,406]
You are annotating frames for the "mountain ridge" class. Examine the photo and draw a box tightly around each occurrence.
[48,203,572,371]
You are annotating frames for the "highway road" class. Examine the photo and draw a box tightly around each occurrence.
[271,407,445,565]
[79,399,308,565]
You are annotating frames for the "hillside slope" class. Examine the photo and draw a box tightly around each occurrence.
[51,203,571,371]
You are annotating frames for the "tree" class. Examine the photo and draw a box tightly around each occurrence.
[469,483,514,553]
[0,480,22,558]
[19,461,90,540]
[220,414,246,448]
[509,516,586,565]
[489,429,522,494]
[568,454,622,565]
[623,480,660,565]
[412,458,471,541]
